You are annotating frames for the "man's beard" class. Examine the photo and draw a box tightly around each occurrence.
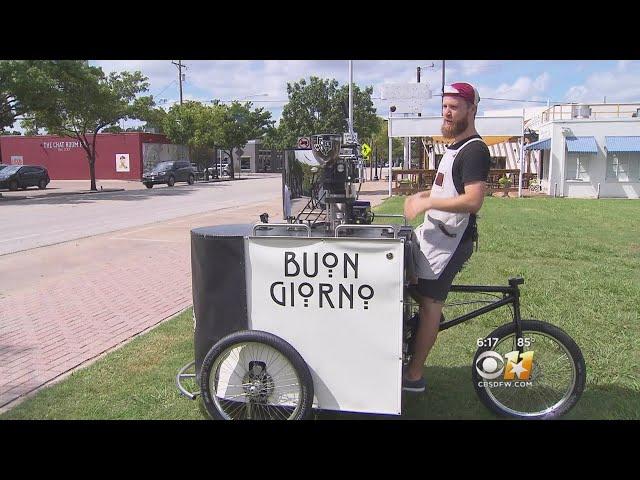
[441,116,468,138]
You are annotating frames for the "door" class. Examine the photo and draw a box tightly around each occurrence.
[30,167,42,186]
[171,162,181,181]
[178,162,189,181]
[18,167,31,187]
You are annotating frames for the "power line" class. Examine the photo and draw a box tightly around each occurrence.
[482,97,553,104]
[153,80,177,99]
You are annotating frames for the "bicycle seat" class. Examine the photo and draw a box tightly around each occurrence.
[508,276,524,286]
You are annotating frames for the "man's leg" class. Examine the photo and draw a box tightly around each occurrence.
[405,296,443,381]
[404,238,474,383]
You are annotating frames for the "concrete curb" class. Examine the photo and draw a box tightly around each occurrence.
[0,188,126,202]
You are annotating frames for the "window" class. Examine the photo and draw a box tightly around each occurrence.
[241,156,251,170]
[490,156,507,169]
[607,152,640,181]
[565,153,591,181]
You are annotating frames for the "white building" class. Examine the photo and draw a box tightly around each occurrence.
[525,103,640,198]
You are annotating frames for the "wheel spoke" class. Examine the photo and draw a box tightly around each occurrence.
[479,325,582,418]
[206,338,308,420]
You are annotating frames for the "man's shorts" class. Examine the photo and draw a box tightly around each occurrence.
[416,237,474,303]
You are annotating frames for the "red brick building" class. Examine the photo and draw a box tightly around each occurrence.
[0,133,188,180]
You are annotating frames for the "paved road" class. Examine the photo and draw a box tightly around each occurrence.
[0,175,282,256]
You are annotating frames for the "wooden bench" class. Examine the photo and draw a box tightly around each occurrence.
[391,169,436,195]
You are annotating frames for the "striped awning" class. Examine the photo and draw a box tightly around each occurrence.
[524,138,551,151]
[566,136,598,153]
[605,136,640,153]
[431,135,519,146]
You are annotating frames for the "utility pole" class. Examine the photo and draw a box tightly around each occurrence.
[417,64,434,172]
[172,60,186,105]
[441,60,446,106]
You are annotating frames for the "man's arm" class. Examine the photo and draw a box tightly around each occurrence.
[403,181,486,221]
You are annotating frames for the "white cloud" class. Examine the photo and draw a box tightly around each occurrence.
[565,85,589,103]
[459,60,499,76]
[473,73,551,114]
[617,60,632,72]
[565,70,640,103]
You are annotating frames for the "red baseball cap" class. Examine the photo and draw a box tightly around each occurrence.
[443,82,480,105]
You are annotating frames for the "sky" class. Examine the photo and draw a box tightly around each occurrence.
[76,60,640,127]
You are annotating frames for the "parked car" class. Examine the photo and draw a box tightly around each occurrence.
[142,160,196,188]
[0,165,50,191]
[203,167,219,179]
[206,162,230,178]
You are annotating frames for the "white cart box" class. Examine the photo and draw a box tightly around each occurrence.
[246,237,405,415]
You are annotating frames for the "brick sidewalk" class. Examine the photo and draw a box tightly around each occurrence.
[0,181,390,412]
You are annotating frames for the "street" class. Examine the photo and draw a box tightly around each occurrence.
[0,175,282,256]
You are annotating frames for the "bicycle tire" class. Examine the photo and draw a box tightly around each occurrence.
[472,320,586,419]
[200,330,314,420]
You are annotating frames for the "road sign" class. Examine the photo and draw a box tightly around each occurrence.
[343,132,358,144]
[380,83,432,114]
[297,137,311,149]
[361,143,372,158]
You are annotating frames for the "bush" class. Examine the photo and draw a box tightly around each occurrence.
[498,175,512,188]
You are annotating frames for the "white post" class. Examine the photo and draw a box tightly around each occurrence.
[348,60,354,136]
[388,110,393,198]
[518,108,524,197]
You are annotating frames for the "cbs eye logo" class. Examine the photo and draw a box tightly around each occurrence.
[476,351,534,381]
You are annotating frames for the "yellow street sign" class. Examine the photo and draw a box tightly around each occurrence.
[361,143,372,158]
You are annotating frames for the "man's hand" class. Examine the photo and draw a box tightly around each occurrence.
[404,191,431,221]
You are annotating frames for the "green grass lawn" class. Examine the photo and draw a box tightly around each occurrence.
[3,196,639,420]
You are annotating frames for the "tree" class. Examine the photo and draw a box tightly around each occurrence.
[130,96,167,134]
[371,116,403,166]
[6,60,151,190]
[334,83,379,140]
[0,61,23,132]
[20,117,42,135]
[162,101,205,151]
[162,101,228,171]
[214,101,274,179]
[102,125,124,133]
[269,76,379,150]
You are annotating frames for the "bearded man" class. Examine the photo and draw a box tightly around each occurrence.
[402,82,491,393]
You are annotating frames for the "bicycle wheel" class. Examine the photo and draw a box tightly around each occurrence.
[200,330,314,420]
[472,320,586,419]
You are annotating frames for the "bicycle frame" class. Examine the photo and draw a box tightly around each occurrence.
[407,277,525,342]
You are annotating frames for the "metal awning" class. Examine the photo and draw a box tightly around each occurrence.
[566,136,598,153]
[605,136,640,153]
[524,138,551,151]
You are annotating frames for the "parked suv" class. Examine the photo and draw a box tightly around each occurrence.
[0,165,50,191]
[142,160,196,188]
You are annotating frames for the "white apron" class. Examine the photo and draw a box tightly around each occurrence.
[413,137,484,279]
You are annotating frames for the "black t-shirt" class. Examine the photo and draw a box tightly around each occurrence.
[445,134,491,240]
